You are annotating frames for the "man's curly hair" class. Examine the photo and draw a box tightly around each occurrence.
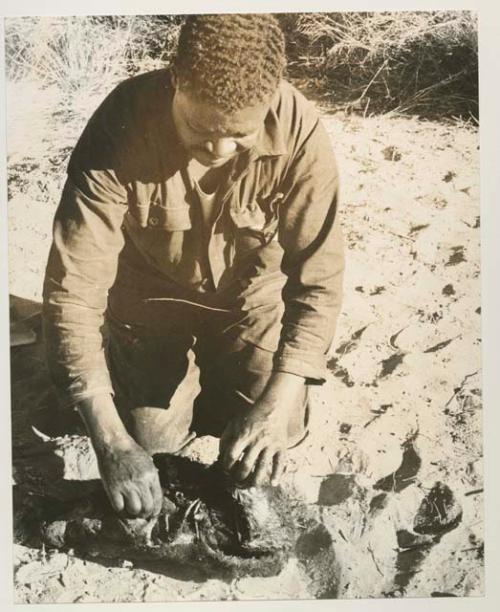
[173,13,286,113]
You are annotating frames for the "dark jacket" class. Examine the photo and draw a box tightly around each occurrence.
[42,69,345,408]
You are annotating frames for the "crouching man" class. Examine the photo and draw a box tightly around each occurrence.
[42,14,344,519]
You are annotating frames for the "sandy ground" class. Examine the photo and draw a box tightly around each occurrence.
[7,79,482,602]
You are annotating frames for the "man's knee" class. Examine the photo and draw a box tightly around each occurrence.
[130,406,196,455]
[197,340,310,445]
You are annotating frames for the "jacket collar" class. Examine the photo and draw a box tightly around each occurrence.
[252,88,288,158]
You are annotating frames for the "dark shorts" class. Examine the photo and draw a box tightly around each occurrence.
[104,238,310,455]
[105,304,309,455]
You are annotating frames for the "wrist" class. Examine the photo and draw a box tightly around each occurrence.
[77,394,133,451]
[257,371,306,414]
[252,399,297,421]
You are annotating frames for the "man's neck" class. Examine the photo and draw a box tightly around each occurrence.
[187,157,231,195]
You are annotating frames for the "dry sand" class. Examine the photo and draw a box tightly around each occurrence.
[7,79,482,602]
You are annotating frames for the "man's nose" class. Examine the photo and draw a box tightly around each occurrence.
[205,138,237,157]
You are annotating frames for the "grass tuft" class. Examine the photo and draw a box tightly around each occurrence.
[5,12,478,123]
[5,15,182,121]
[278,11,478,120]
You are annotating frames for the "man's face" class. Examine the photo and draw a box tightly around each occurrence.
[172,82,270,168]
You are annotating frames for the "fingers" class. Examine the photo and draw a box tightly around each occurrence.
[220,434,248,472]
[108,489,125,513]
[245,449,286,487]
[271,451,285,486]
[231,442,264,482]
[150,478,163,517]
[225,444,287,488]
[111,478,160,518]
[124,490,142,516]
[250,448,273,486]
[98,441,163,518]
[218,417,287,487]
[140,486,154,517]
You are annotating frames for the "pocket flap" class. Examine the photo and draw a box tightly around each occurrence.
[230,203,267,230]
[148,203,192,231]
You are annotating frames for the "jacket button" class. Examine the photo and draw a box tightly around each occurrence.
[149,216,159,227]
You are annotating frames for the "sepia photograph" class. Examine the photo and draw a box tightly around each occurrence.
[4,7,484,604]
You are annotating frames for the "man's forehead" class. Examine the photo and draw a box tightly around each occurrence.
[191,115,260,134]
[182,94,269,133]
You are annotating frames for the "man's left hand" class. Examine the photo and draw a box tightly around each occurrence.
[219,402,288,487]
[219,371,306,487]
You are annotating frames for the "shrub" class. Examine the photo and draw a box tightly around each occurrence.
[278,11,478,120]
[5,12,478,120]
[4,15,182,112]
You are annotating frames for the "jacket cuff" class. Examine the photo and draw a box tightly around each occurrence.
[52,374,115,410]
[272,349,327,384]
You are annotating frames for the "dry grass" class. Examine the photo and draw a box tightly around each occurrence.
[279,11,478,120]
[5,16,182,120]
[5,12,478,122]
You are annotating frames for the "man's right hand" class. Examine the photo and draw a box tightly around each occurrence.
[77,394,163,518]
[95,436,163,518]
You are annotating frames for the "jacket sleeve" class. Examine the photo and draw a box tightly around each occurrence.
[42,87,129,408]
[273,114,345,383]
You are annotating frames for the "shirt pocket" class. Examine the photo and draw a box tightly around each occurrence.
[146,201,192,231]
[129,195,193,267]
[229,191,284,247]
